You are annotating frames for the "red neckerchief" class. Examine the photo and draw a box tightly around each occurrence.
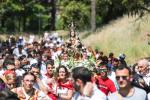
[45,73,57,100]
[57,79,73,90]
[45,73,54,89]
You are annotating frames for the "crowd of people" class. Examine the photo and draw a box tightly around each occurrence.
[0,29,150,100]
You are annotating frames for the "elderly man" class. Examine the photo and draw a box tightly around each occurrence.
[132,59,150,93]
[138,59,150,77]
[11,72,50,100]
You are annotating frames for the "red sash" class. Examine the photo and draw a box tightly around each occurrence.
[45,73,57,100]
[57,80,73,90]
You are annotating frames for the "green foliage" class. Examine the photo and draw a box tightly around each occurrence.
[59,0,90,30]
[0,0,52,33]
[122,0,150,17]
[33,4,45,12]
[0,0,149,32]
[56,15,64,30]
[0,27,7,33]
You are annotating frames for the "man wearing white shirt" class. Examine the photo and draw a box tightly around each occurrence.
[71,67,106,100]
[13,45,27,58]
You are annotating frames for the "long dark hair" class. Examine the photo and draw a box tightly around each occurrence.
[56,65,69,78]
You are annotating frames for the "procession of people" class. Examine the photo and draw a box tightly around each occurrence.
[0,28,149,100]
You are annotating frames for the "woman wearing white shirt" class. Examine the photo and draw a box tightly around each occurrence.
[56,65,73,100]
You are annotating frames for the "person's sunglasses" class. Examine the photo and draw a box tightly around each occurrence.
[98,69,107,72]
[116,76,128,80]
[32,71,39,74]
[31,63,38,67]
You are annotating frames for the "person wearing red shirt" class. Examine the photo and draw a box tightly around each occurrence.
[95,62,116,95]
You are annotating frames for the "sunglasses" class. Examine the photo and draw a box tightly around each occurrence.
[98,69,107,72]
[116,76,128,80]
[32,71,40,74]
[31,63,38,66]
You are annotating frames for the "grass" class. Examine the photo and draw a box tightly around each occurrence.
[82,14,150,64]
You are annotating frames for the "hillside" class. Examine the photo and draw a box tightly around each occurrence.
[82,14,150,64]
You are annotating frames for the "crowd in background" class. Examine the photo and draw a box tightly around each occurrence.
[0,30,149,100]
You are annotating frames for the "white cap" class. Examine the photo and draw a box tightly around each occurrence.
[30,59,38,66]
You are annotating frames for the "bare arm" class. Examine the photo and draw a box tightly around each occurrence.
[59,89,73,100]
[36,77,49,94]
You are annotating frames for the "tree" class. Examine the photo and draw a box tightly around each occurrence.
[58,0,90,30]
[50,0,56,30]
[122,0,150,17]
[91,0,96,32]
[0,0,150,33]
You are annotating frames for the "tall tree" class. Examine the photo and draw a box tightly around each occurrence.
[50,0,56,30]
[91,0,96,32]
[58,0,90,30]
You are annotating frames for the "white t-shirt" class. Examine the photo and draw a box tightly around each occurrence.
[72,84,106,100]
[13,48,28,58]
[143,73,150,86]
[40,61,47,75]
[0,69,4,77]
[15,69,25,77]
[108,71,119,90]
